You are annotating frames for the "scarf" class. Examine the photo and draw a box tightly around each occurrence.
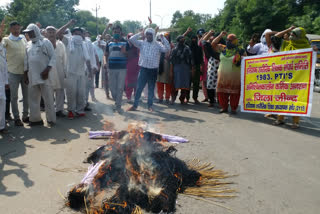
[9,33,23,41]
[172,44,191,65]
[261,29,272,45]
[70,35,85,53]
[281,27,311,51]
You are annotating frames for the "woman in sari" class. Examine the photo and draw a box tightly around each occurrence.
[125,33,140,101]
[212,32,246,114]
[272,26,311,129]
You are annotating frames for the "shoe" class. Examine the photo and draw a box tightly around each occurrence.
[116,108,124,114]
[56,111,66,117]
[29,120,44,126]
[219,109,228,113]
[68,111,75,120]
[76,113,86,117]
[5,115,13,121]
[273,120,285,125]
[14,119,24,126]
[22,117,30,123]
[179,98,186,104]
[201,98,208,102]
[264,114,277,119]
[84,106,92,111]
[127,106,137,111]
[291,123,300,129]
[208,103,214,108]
[0,128,9,134]
[47,121,56,127]
[194,99,200,104]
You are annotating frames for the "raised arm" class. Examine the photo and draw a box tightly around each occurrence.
[182,27,192,37]
[101,23,113,40]
[159,34,170,53]
[265,31,278,47]
[129,30,144,49]
[275,26,295,38]
[211,31,227,47]
[56,19,76,39]
[202,30,214,42]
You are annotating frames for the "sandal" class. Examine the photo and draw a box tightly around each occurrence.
[0,128,9,134]
[291,123,300,129]
[273,120,285,125]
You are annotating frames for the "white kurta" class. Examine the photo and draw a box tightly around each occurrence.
[65,36,90,113]
[24,39,56,86]
[53,40,67,89]
[0,44,8,129]
[0,44,8,99]
[24,26,57,123]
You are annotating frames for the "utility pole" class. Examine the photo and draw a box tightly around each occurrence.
[92,3,101,35]
[149,0,152,22]
[95,4,100,35]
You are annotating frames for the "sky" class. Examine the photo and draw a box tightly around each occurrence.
[1,0,226,28]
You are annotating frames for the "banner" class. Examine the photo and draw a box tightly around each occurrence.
[240,48,316,117]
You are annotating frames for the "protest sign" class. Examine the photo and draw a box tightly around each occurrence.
[240,48,316,116]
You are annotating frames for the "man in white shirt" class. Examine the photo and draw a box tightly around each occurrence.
[127,28,170,112]
[23,24,56,126]
[46,26,68,117]
[56,21,92,119]
[84,31,98,109]
[93,35,106,88]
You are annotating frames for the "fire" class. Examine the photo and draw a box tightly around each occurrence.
[196,176,203,185]
[66,123,207,213]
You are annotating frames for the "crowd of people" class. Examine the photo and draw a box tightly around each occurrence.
[0,17,318,133]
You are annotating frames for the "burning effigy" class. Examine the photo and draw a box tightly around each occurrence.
[66,123,234,214]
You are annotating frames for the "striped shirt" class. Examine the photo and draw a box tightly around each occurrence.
[129,33,170,69]
[106,39,129,69]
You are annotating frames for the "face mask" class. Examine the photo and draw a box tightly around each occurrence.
[289,35,298,41]
[226,41,236,49]
[113,34,120,40]
[72,35,84,45]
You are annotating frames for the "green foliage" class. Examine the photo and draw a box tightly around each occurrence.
[122,20,143,34]
[170,10,211,41]
[196,0,320,45]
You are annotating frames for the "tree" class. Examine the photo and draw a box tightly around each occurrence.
[123,20,142,34]
[5,0,80,28]
[171,11,182,26]
[169,10,211,42]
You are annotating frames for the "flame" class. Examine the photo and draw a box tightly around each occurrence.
[196,176,202,185]
[126,155,141,182]
[174,173,181,180]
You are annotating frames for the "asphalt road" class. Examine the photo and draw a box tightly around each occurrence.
[0,88,319,214]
